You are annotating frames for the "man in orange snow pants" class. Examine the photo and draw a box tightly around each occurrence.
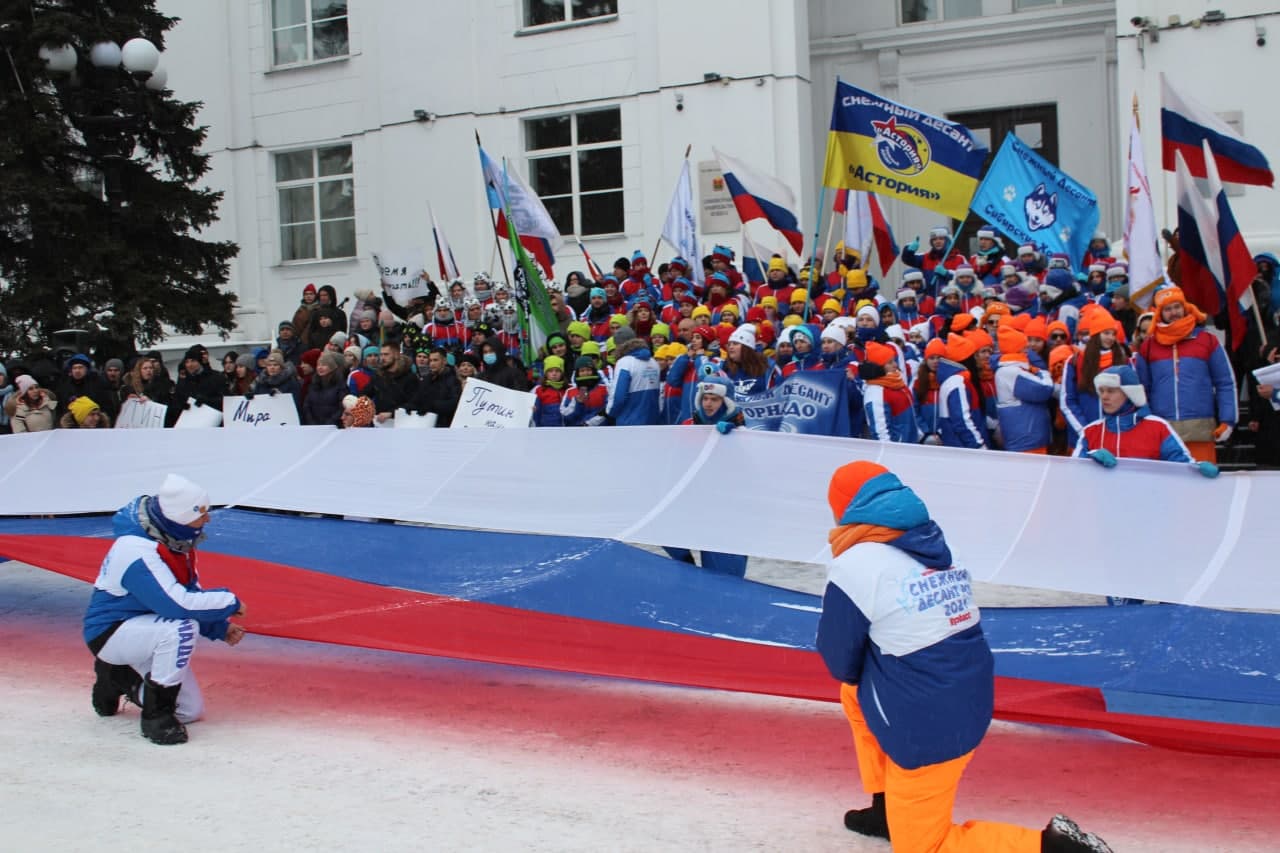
[816,460,1113,853]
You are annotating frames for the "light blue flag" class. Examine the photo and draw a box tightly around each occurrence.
[969,134,1099,267]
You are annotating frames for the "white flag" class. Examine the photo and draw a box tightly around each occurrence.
[842,189,873,261]
[661,159,702,284]
[478,147,561,247]
[1124,117,1165,308]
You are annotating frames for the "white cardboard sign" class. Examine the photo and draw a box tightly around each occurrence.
[449,378,535,429]
[174,399,223,429]
[116,398,167,429]
[394,409,438,429]
[222,394,299,428]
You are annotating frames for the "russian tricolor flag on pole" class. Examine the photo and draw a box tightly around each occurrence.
[714,148,805,256]
[1173,141,1256,350]
[428,202,461,282]
[836,189,898,278]
[1161,75,1274,187]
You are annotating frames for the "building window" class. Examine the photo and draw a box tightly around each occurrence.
[946,104,1059,254]
[271,0,349,66]
[526,107,623,237]
[524,0,618,28]
[275,144,356,262]
[900,0,983,23]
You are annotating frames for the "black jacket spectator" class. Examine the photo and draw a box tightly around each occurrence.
[408,356,461,427]
[165,349,225,427]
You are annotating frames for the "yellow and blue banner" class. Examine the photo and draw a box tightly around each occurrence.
[824,81,988,220]
[969,133,1099,267]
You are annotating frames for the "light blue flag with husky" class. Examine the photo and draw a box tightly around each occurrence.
[969,133,1099,268]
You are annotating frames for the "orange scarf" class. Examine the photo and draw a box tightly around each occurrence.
[868,374,906,391]
[828,523,903,558]
[1154,315,1197,346]
[998,352,1038,372]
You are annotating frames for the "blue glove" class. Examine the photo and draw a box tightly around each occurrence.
[1088,449,1117,468]
[905,237,920,254]
[1195,461,1220,479]
[715,419,736,435]
[932,267,952,282]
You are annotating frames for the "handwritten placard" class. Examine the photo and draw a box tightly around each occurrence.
[116,398,167,429]
[449,378,535,429]
[222,394,299,428]
[371,249,430,302]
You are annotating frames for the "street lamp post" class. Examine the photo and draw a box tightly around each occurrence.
[33,34,169,362]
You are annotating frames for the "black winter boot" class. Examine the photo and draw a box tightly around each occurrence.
[843,791,890,840]
[1041,815,1113,853]
[91,660,142,716]
[140,679,188,745]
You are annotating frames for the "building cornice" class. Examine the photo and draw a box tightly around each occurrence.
[810,4,1116,56]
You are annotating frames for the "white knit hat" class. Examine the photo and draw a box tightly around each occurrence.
[1094,365,1147,408]
[728,325,756,349]
[820,324,847,344]
[156,474,209,526]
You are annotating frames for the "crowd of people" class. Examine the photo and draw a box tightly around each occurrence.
[2,232,1277,468]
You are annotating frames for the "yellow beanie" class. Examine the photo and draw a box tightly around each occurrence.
[822,298,842,315]
[760,296,778,308]
[653,344,670,359]
[692,304,711,319]
[69,396,100,425]
[768,256,787,273]
[782,314,803,327]
[845,268,868,289]
[665,342,688,358]
[719,302,740,316]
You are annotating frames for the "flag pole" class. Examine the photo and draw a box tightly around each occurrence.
[652,143,693,263]
[820,201,839,281]
[475,130,514,292]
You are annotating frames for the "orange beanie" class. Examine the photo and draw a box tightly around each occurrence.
[864,341,896,365]
[998,326,1028,353]
[924,338,947,358]
[946,334,977,363]
[966,329,994,350]
[827,460,889,523]
[1024,316,1048,339]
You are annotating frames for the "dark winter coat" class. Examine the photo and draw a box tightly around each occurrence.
[302,373,346,426]
[407,368,461,427]
[165,366,225,427]
[250,362,303,414]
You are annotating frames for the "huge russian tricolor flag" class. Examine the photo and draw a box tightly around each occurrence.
[1173,142,1256,350]
[714,148,805,255]
[1161,75,1274,187]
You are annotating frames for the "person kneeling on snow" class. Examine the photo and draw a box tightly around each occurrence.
[83,474,246,745]
[819,460,1113,852]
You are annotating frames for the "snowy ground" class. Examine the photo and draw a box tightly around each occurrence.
[3,560,1278,852]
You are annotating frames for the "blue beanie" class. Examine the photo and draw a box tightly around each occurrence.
[590,287,606,299]
[362,345,380,358]
[631,250,646,264]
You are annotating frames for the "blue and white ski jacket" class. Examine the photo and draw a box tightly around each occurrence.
[83,498,240,645]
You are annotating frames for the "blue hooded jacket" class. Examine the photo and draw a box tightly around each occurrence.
[817,473,993,770]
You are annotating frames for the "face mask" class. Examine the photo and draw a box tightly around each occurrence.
[483,353,498,366]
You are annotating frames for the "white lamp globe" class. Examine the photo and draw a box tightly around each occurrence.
[120,38,160,75]
[39,43,78,74]
[89,40,123,68]
[144,66,168,91]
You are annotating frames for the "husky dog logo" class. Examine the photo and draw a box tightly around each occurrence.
[871,116,931,177]
[1024,183,1058,231]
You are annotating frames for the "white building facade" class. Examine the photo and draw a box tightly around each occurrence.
[159,0,1139,347]
[1115,1,1280,256]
